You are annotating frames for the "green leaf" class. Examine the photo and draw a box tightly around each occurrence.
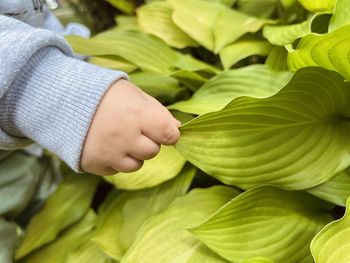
[237,0,277,18]
[329,0,350,32]
[213,9,267,53]
[93,165,195,260]
[169,65,291,115]
[130,72,186,104]
[265,46,289,71]
[137,2,199,48]
[65,240,114,263]
[288,25,350,81]
[170,70,208,92]
[67,31,179,74]
[114,16,140,32]
[298,0,335,12]
[168,0,224,51]
[219,40,272,69]
[263,20,310,46]
[23,210,96,263]
[106,146,186,190]
[0,152,41,216]
[168,0,265,53]
[311,197,350,263]
[67,31,215,75]
[89,56,137,73]
[191,186,332,263]
[176,67,350,190]
[0,219,18,263]
[121,186,241,263]
[307,169,350,206]
[15,175,99,259]
[104,0,135,14]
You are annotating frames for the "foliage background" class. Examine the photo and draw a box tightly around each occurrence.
[2,0,350,262]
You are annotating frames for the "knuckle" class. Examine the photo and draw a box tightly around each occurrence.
[161,125,180,145]
[145,144,161,159]
[119,159,144,173]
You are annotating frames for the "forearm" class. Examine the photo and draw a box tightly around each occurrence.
[0,16,128,171]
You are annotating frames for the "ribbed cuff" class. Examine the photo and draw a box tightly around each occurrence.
[0,47,128,172]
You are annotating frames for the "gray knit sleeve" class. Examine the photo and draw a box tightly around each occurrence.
[0,16,128,171]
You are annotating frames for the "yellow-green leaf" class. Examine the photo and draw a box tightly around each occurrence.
[93,165,195,260]
[329,0,350,31]
[307,169,350,206]
[67,31,179,74]
[65,240,115,263]
[176,67,350,190]
[130,71,186,104]
[311,197,350,263]
[288,25,350,81]
[191,186,332,263]
[298,0,335,12]
[219,40,272,69]
[265,46,289,71]
[107,146,186,190]
[121,186,240,263]
[15,175,99,259]
[137,2,198,48]
[89,56,137,73]
[104,0,135,14]
[168,0,265,53]
[23,210,96,263]
[169,65,291,115]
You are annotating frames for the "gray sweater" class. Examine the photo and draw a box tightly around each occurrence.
[0,1,128,171]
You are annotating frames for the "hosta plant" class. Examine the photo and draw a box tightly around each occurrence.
[7,0,350,262]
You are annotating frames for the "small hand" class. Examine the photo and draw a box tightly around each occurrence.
[80,79,181,175]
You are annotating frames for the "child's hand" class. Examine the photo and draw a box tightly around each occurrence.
[80,79,181,175]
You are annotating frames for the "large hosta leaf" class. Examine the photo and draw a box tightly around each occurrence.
[137,2,198,48]
[176,67,350,190]
[93,165,195,260]
[288,25,350,80]
[15,175,99,259]
[0,219,18,263]
[168,0,265,53]
[307,169,350,206]
[23,210,96,263]
[219,40,272,69]
[169,65,291,115]
[191,186,332,263]
[106,146,186,190]
[311,197,350,263]
[121,186,240,263]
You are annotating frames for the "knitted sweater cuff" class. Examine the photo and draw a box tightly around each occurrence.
[0,47,128,172]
